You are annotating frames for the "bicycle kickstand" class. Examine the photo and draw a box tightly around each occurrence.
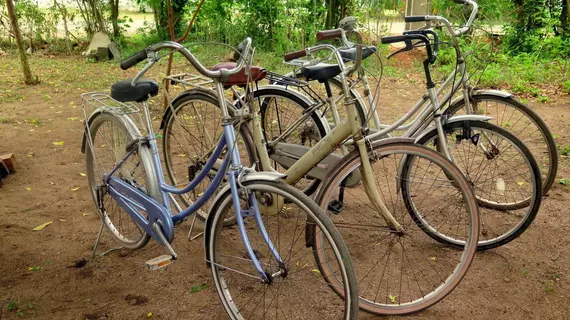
[91,220,123,258]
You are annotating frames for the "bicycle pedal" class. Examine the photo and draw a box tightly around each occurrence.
[145,255,174,271]
[328,200,344,214]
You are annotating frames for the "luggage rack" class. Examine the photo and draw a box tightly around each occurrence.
[165,73,215,90]
[81,92,140,116]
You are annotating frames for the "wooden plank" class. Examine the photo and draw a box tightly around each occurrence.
[1,153,17,172]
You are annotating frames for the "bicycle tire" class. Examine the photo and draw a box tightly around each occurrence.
[208,179,359,319]
[85,111,159,249]
[256,87,327,195]
[161,92,255,225]
[444,93,557,194]
[413,120,542,250]
[313,140,479,315]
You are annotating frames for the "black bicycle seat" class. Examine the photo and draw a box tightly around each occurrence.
[299,63,342,83]
[338,46,377,63]
[111,79,159,103]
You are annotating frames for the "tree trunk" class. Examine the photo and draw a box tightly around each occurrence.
[6,0,39,84]
[110,0,119,37]
[5,0,38,84]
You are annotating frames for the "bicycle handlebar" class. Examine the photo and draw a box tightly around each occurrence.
[120,49,148,70]
[404,0,478,37]
[316,28,343,41]
[128,38,252,85]
[284,49,308,62]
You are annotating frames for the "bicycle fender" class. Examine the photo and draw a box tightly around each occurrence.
[203,171,286,267]
[472,89,513,99]
[81,108,141,154]
[413,115,491,145]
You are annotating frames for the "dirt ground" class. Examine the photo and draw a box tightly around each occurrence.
[1,55,570,319]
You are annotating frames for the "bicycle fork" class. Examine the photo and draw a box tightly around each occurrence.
[217,82,285,284]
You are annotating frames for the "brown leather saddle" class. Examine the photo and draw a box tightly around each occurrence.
[210,62,267,87]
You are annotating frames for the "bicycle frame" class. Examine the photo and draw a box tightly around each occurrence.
[91,39,283,282]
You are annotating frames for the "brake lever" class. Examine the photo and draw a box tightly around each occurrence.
[386,38,414,59]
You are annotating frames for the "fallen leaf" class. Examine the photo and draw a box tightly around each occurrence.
[82,213,90,216]
[49,182,55,185]
[46,130,52,133]
[388,294,397,304]
[52,141,64,146]
[26,152,34,157]
[311,269,321,275]
[29,129,34,132]
[79,172,87,177]
[100,144,106,148]
[25,187,32,191]
[178,153,186,157]
[429,257,436,261]
[28,266,41,271]
[71,187,80,191]
[67,117,78,121]
[33,221,53,231]
[147,313,153,318]
[59,219,67,222]
[517,180,526,186]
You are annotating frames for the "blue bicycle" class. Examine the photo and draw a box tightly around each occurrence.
[81,38,359,319]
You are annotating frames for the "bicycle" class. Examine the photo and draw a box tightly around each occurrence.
[81,38,360,319]
[257,0,543,251]
[159,32,481,315]
[284,0,557,196]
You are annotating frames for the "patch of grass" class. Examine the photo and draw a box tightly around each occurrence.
[0,118,11,124]
[545,280,554,294]
[563,80,570,94]
[538,95,550,103]
[560,145,570,156]
[189,284,208,293]
[8,301,18,311]
[559,178,570,187]
[24,118,42,128]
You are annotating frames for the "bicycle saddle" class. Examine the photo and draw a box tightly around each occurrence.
[299,63,342,83]
[111,79,159,103]
[210,62,267,86]
[338,45,377,63]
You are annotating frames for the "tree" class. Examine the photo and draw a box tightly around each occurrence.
[5,0,38,84]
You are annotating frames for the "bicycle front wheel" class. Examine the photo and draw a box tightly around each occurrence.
[208,180,359,319]
[314,141,479,315]
[445,94,557,194]
[415,120,542,250]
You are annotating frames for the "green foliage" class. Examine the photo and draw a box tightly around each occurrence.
[562,80,570,93]
[559,145,570,156]
[8,301,18,311]
[559,178,570,186]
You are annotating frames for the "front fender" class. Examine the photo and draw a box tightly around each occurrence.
[414,115,492,144]
[472,89,513,99]
[203,171,286,267]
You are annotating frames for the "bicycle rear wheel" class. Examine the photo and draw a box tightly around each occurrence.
[256,87,327,195]
[162,92,254,224]
[314,141,479,315]
[85,111,158,249]
[208,180,359,319]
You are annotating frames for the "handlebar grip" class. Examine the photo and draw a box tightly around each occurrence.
[316,29,342,41]
[404,16,427,23]
[284,49,307,62]
[381,35,407,45]
[120,49,148,70]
